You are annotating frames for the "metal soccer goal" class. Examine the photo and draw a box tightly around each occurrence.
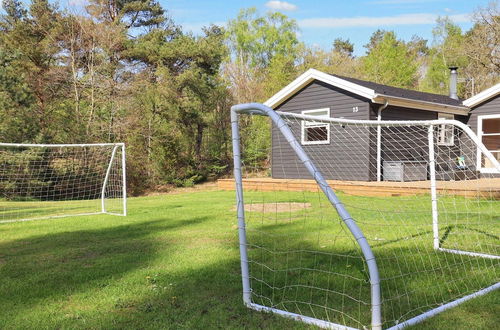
[0,143,127,223]
[231,103,499,330]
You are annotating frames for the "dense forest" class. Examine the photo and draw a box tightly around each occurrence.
[0,0,499,195]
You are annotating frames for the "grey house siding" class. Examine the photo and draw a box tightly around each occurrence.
[467,94,500,178]
[272,80,371,181]
[368,105,467,181]
[467,94,500,133]
[366,105,437,181]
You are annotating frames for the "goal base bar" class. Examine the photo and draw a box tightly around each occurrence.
[438,247,500,260]
[0,211,125,224]
[386,282,500,330]
[246,283,500,330]
[104,212,127,217]
[247,302,363,330]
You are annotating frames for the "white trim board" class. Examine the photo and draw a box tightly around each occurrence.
[264,68,469,115]
[464,83,500,108]
[476,114,500,174]
[264,69,375,108]
[300,108,331,145]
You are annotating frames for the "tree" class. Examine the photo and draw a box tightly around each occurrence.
[462,1,500,95]
[0,49,36,142]
[226,7,301,70]
[362,31,418,88]
[1,0,26,24]
[0,0,71,142]
[364,29,386,53]
[125,22,232,189]
[333,38,354,57]
[421,17,468,95]
[225,8,302,171]
[86,0,165,29]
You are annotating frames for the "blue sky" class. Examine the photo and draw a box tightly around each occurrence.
[163,0,489,56]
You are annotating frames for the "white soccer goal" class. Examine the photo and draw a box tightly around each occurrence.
[0,143,127,223]
[231,103,499,330]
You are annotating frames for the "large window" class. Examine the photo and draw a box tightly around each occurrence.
[301,108,330,145]
[477,114,500,173]
[437,113,454,146]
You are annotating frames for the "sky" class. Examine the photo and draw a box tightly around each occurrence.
[4,0,492,56]
[163,0,490,56]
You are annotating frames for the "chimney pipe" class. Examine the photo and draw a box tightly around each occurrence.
[449,66,458,100]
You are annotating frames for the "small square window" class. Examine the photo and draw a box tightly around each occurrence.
[437,113,454,146]
[301,108,330,145]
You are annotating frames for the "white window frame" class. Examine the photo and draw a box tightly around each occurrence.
[437,113,455,146]
[476,114,500,174]
[301,108,330,145]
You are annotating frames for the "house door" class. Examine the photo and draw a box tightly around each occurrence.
[477,114,500,173]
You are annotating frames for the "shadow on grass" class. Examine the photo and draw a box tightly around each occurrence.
[87,257,307,330]
[84,233,499,330]
[0,209,497,329]
[439,224,499,246]
[0,216,210,318]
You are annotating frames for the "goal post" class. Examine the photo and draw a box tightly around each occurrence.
[231,103,499,330]
[101,143,127,216]
[0,142,127,223]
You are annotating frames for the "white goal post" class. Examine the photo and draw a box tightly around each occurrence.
[0,143,127,223]
[231,103,499,330]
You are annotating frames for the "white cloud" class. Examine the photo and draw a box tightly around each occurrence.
[265,1,298,12]
[299,13,470,28]
[67,0,87,6]
[369,0,440,4]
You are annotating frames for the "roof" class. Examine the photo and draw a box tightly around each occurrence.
[331,74,464,107]
[264,69,469,115]
[463,82,500,108]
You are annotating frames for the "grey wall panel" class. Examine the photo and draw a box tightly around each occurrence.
[272,80,371,181]
[467,95,500,133]
[467,95,500,177]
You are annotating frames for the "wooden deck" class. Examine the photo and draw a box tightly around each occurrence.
[218,177,500,199]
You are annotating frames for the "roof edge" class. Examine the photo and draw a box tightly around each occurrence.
[264,68,375,108]
[463,83,500,108]
[373,95,469,115]
[265,69,468,114]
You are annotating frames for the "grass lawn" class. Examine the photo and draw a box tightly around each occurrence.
[0,189,498,329]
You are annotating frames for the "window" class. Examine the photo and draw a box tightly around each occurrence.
[301,108,330,145]
[437,113,454,146]
[477,114,500,173]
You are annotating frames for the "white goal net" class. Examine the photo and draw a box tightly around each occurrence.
[0,143,126,223]
[230,103,499,330]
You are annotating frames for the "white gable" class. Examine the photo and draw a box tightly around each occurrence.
[463,83,500,108]
[264,69,469,115]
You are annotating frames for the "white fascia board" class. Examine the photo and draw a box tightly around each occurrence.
[264,68,375,109]
[463,83,500,108]
[265,68,469,115]
[372,95,469,115]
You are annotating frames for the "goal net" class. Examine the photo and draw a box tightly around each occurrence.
[230,103,499,330]
[0,143,126,223]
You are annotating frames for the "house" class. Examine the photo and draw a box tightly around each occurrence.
[463,83,500,176]
[265,68,498,181]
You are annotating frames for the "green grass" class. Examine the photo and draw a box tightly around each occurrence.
[0,190,498,329]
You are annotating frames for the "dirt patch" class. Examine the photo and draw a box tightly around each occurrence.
[144,182,218,196]
[232,202,311,213]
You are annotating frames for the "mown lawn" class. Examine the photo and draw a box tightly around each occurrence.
[0,190,498,329]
